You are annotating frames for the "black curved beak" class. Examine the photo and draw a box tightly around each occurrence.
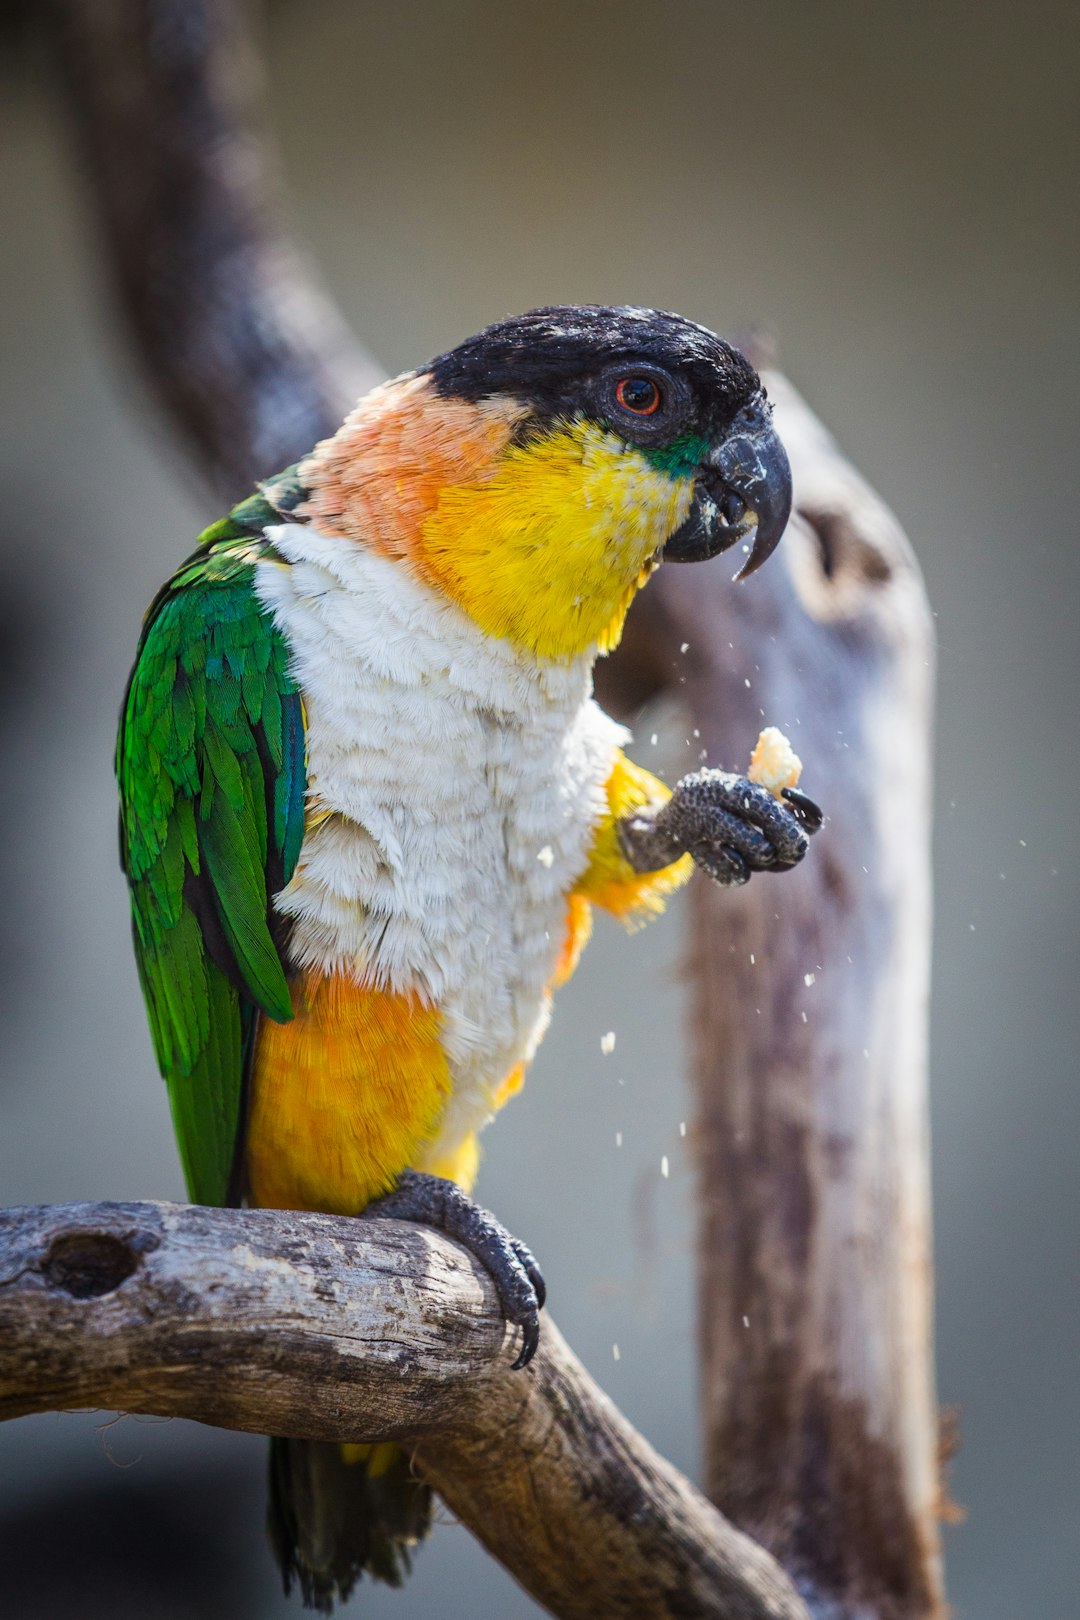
[662,412,793,578]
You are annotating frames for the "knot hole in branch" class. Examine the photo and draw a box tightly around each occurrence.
[799,501,894,587]
[43,1232,139,1298]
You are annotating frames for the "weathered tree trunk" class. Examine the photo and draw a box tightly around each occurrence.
[52,2,945,1614]
[0,1200,810,1620]
[601,377,943,1617]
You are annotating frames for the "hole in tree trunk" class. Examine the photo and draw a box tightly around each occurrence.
[43,1233,138,1298]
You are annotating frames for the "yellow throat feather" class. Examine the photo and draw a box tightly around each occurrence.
[415,417,696,661]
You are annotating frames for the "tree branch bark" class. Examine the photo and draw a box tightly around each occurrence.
[1,1200,810,1620]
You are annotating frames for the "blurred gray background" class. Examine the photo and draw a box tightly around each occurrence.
[1,2,1077,1616]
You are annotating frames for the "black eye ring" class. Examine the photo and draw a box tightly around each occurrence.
[614,375,662,416]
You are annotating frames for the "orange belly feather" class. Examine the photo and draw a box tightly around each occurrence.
[246,971,452,1214]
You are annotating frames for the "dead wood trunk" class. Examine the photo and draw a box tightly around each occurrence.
[600,374,944,1617]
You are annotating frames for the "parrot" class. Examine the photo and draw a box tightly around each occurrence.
[116,305,822,1611]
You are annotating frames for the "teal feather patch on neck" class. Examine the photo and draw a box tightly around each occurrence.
[639,434,709,478]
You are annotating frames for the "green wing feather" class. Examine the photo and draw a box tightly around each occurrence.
[117,476,307,1206]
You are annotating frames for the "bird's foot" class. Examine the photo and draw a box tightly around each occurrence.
[364,1170,545,1369]
[620,769,823,886]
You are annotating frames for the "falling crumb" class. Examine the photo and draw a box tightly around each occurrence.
[679,1121,686,1137]
[536,845,554,868]
[600,1031,616,1055]
[803,972,816,988]
[680,642,690,654]
[615,1131,623,1148]
[661,1155,670,1179]
[748,725,802,796]
[612,1344,621,1361]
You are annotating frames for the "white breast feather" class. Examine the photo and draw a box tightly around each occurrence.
[254,522,626,1166]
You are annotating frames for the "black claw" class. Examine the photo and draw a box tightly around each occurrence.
[512,1313,541,1371]
[690,840,751,886]
[511,1238,547,1309]
[721,844,752,884]
[781,786,825,833]
[364,1171,545,1369]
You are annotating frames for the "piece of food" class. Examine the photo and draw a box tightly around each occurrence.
[747,725,803,797]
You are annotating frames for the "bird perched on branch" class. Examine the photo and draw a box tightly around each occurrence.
[117,305,821,1610]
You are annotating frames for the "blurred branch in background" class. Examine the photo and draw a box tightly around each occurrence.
[54,0,377,497]
[0,1200,811,1620]
[50,0,945,1615]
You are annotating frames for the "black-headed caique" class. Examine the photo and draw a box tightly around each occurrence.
[117,306,820,1611]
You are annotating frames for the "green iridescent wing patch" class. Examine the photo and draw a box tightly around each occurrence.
[117,509,306,1206]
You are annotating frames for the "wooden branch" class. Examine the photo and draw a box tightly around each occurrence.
[1,1200,810,1620]
[603,376,945,1619]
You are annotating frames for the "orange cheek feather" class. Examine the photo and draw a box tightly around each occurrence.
[246,972,452,1215]
[295,373,518,575]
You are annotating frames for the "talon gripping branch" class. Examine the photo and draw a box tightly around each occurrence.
[116,305,819,1610]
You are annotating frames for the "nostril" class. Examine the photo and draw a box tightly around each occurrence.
[43,1232,138,1298]
[719,489,746,527]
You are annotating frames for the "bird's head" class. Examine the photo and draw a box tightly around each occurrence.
[297,305,792,661]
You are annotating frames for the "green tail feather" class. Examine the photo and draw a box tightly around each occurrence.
[268,1439,434,1613]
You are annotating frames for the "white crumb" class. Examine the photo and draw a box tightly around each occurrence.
[747,725,803,797]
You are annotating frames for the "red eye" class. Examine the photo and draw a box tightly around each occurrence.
[615,376,662,416]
